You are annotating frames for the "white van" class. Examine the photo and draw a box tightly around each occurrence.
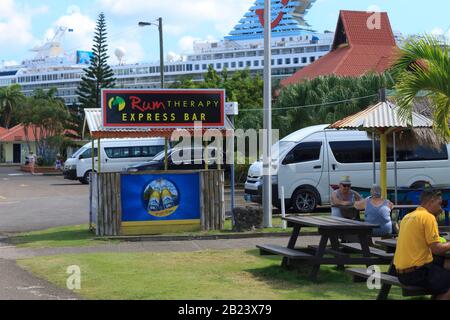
[245,124,450,212]
[64,138,166,184]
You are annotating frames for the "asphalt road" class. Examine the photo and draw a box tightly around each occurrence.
[0,258,79,300]
[0,166,247,234]
[0,167,89,234]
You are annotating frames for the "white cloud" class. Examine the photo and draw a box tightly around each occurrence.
[431,27,444,36]
[42,6,96,53]
[109,38,145,64]
[178,35,218,53]
[431,27,450,42]
[0,0,47,47]
[178,36,201,52]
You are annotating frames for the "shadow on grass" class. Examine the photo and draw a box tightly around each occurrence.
[243,249,416,300]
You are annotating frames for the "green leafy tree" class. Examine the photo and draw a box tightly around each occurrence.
[169,66,264,130]
[391,35,450,141]
[76,12,115,111]
[20,88,70,164]
[274,73,393,137]
[0,84,25,129]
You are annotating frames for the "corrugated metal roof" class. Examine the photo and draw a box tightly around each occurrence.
[83,109,234,139]
[329,101,433,129]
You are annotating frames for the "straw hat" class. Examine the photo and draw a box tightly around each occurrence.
[340,176,352,185]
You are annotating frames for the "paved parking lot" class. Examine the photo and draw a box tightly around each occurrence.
[0,166,246,234]
[0,167,89,234]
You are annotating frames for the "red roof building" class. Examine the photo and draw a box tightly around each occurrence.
[0,124,40,142]
[281,10,399,86]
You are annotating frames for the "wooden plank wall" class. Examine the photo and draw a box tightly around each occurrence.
[200,170,225,231]
[91,172,122,236]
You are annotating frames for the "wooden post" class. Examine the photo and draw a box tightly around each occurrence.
[91,139,95,174]
[97,138,101,174]
[200,171,205,230]
[164,137,169,171]
[380,132,387,199]
[219,170,225,230]
[204,140,209,170]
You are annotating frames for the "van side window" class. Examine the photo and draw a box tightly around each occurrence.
[330,141,374,163]
[330,141,448,163]
[397,145,448,161]
[105,146,165,159]
[283,142,322,165]
[80,148,98,159]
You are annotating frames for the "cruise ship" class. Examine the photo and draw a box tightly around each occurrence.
[0,0,334,105]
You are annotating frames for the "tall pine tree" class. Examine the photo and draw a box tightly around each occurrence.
[76,13,115,110]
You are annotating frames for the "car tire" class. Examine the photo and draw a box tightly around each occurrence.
[292,188,318,213]
[410,181,428,189]
[80,171,92,185]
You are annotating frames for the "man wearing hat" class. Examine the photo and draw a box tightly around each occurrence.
[331,176,362,218]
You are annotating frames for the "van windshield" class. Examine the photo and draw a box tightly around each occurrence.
[71,147,87,159]
[153,150,169,161]
[259,141,296,161]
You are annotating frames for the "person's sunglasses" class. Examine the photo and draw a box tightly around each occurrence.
[342,184,351,188]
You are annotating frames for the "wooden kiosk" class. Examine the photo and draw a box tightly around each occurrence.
[84,89,234,236]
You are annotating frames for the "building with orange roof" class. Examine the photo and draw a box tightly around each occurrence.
[0,124,38,164]
[0,124,80,164]
[281,10,399,86]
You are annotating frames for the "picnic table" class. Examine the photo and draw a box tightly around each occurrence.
[371,235,450,299]
[257,216,391,280]
[376,236,450,257]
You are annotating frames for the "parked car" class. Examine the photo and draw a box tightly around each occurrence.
[63,138,166,184]
[245,124,450,213]
[125,147,227,172]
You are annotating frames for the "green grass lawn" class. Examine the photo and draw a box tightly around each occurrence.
[8,217,319,249]
[18,249,412,300]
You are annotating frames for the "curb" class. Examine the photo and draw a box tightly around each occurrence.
[95,231,320,242]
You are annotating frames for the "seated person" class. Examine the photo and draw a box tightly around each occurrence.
[331,176,362,218]
[354,185,393,237]
[394,189,450,300]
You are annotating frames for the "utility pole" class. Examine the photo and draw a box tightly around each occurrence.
[263,0,273,228]
[138,17,164,88]
[158,17,164,89]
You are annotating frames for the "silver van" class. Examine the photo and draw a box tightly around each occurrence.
[245,124,450,212]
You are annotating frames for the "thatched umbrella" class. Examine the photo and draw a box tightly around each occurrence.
[329,98,435,199]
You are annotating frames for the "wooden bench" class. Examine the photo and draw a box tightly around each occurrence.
[341,243,394,260]
[346,268,433,300]
[257,244,315,260]
[307,245,349,258]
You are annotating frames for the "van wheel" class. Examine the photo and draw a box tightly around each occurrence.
[292,189,318,213]
[410,181,429,189]
[80,171,91,185]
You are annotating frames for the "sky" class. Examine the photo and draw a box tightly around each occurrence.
[0,0,449,67]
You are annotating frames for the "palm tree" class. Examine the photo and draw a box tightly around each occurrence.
[0,84,25,129]
[392,36,450,141]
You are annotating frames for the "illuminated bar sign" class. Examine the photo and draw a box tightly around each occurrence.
[102,89,225,128]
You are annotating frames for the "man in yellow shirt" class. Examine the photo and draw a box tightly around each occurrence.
[394,189,450,300]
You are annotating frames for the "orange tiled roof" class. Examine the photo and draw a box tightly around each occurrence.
[0,127,7,137]
[0,124,78,142]
[281,10,399,86]
[0,125,36,142]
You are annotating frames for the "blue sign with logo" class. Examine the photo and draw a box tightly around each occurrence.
[76,50,94,64]
[121,173,201,222]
